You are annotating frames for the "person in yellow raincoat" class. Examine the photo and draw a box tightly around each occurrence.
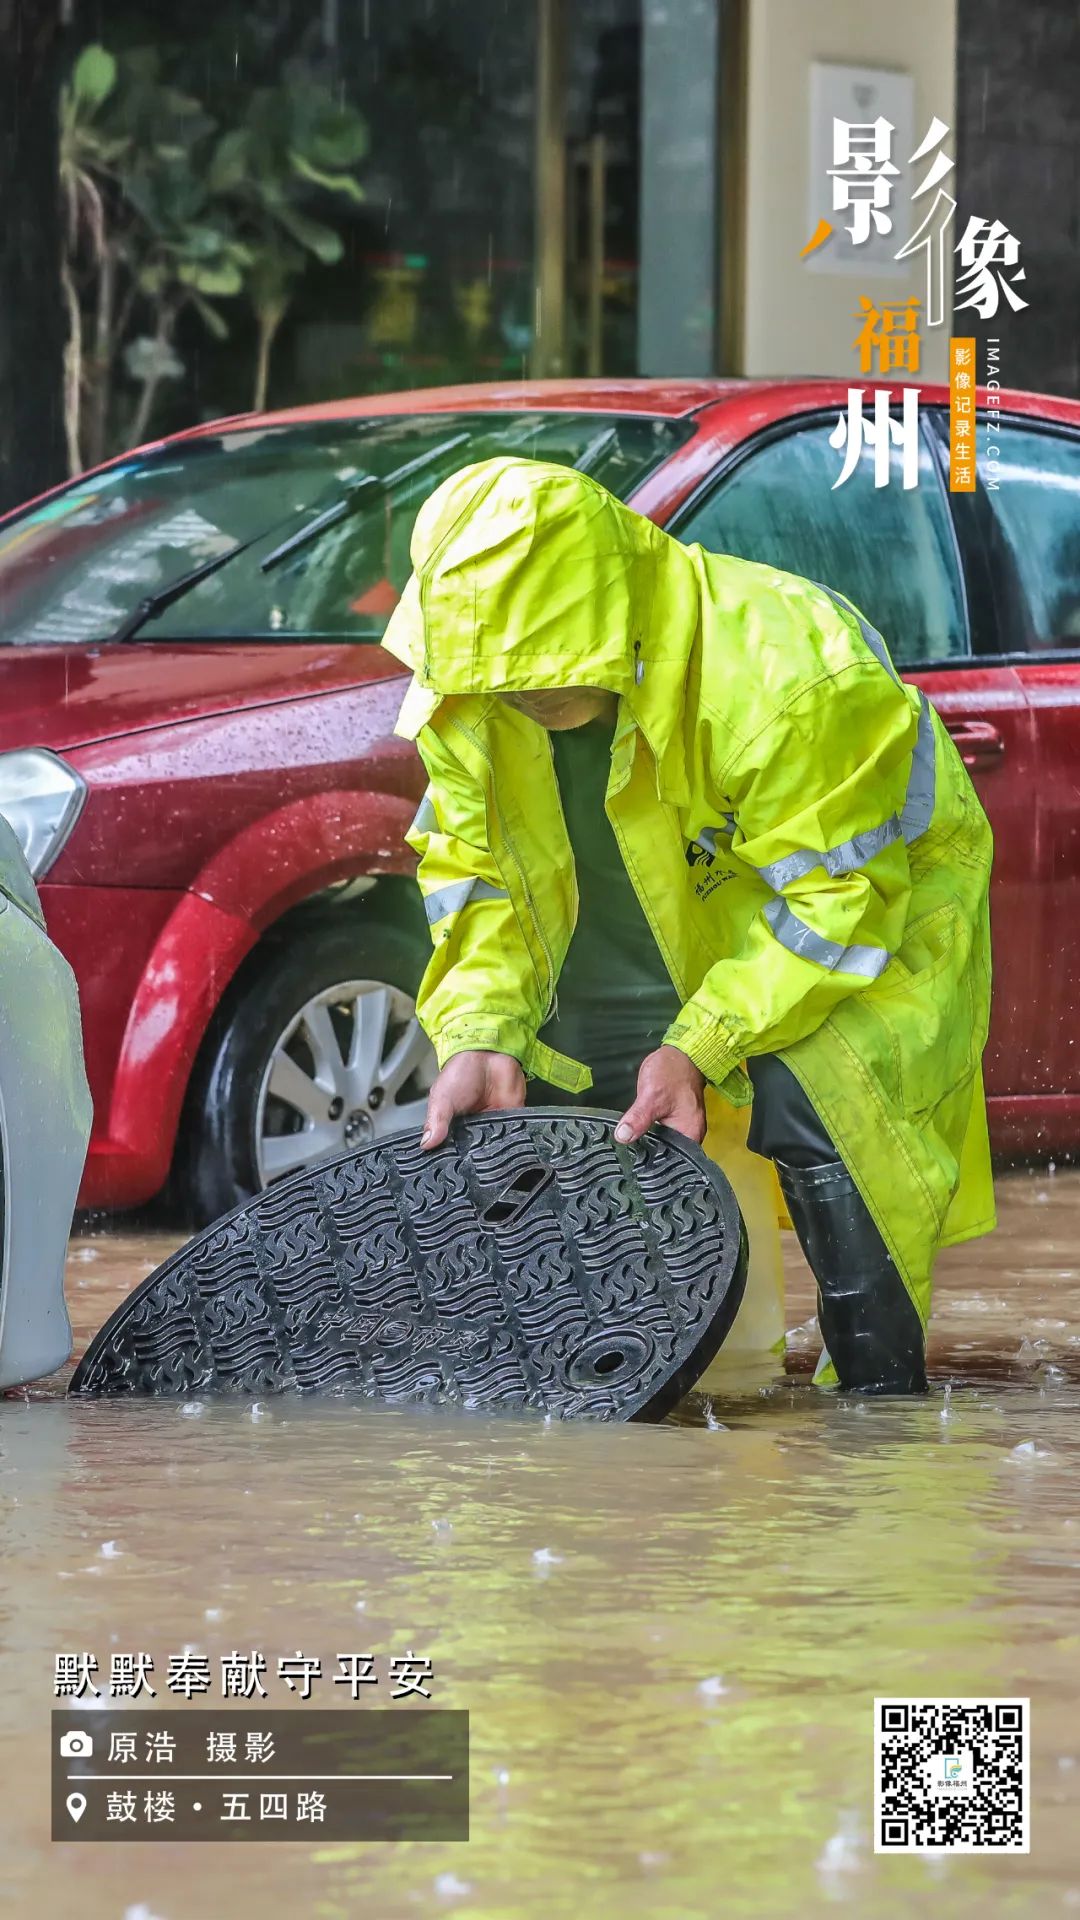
[381,455,996,1394]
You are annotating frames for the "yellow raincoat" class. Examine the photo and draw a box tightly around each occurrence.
[382,457,995,1339]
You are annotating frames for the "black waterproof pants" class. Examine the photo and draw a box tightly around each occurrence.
[746,1055,928,1394]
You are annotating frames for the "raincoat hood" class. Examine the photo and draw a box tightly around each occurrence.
[382,457,697,739]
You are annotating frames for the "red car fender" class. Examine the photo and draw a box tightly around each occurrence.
[103,786,420,1205]
[103,890,256,1203]
[190,785,417,926]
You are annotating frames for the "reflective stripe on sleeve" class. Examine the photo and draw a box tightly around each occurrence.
[753,692,938,889]
[813,582,901,683]
[755,817,902,891]
[899,695,936,845]
[410,791,437,836]
[763,898,892,978]
[733,586,929,981]
[423,876,509,925]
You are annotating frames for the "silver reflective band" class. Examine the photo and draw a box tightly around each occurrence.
[409,791,437,837]
[900,695,937,845]
[763,898,892,978]
[753,696,938,890]
[813,582,900,684]
[756,817,902,891]
[424,876,508,924]
[746,586,927,978]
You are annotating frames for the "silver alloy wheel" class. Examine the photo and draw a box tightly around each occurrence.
[253,977,436,1188]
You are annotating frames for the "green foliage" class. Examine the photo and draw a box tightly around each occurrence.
[201,72,367,341]
[70,44,117,110]
[289,153,366,203]
[60,43,370,454]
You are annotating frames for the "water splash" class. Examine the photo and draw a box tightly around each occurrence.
[532,1547,563,1568]
[697,1674,728,1700]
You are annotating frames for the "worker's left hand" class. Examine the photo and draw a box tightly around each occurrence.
[614,1046,707,1146]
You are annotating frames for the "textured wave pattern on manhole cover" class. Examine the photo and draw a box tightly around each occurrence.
[70,1110,747,1420]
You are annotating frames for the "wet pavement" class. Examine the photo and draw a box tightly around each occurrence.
[3,1165,1079,1916]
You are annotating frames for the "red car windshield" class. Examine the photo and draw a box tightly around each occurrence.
[0,411,689,647]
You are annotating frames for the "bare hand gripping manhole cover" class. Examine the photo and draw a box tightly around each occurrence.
[70,1110,747,1420]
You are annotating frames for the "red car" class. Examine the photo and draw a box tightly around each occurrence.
[0,377,1076,1220]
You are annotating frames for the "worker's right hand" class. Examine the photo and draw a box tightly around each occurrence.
[420,1050,527,1150]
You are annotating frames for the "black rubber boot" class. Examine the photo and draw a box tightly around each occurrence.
[775,1156,929,1394]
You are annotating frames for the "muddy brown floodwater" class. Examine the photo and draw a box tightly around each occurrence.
[2,1166,1079,1918]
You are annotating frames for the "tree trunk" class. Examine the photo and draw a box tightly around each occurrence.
[0,0,69,512]
[85,242,117,470]
[127,303,174,449]
[252,304,285,414]
[61,254,82,475]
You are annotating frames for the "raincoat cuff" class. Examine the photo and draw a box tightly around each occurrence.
[662,1011,749,1104]
[433,1017,593,1095]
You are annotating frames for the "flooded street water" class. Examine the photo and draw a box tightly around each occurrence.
[3,1166,1079,1917]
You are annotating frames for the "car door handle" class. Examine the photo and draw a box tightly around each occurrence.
[944,719,1005,770]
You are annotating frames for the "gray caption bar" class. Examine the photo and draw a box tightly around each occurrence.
[51,1709,469,1843]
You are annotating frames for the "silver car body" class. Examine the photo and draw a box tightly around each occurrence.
[0,813,91,1387]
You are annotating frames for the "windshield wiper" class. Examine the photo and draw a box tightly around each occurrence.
[259,433,471,575]
[106,478,339,644]
[108,537,256,645]
[106,429,471,643]
[105,476,384,644]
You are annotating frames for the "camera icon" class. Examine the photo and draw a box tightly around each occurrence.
[59,1730,94,1759]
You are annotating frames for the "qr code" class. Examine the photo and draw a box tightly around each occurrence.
[875,1698,1029,1853]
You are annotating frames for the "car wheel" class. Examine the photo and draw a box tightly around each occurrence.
[183,916,436,1226]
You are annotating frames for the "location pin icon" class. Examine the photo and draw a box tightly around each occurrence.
[66,1793,87,1823]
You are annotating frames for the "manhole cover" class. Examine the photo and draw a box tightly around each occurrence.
[71,1109,747,1421]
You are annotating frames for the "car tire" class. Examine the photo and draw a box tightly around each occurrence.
[181,911,436,1228]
